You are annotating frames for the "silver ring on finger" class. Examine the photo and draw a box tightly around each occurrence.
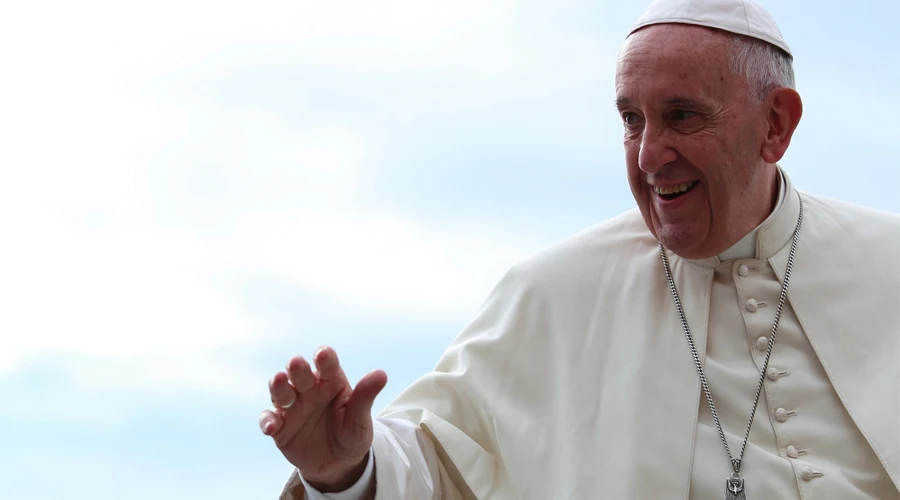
[276,397,296,410]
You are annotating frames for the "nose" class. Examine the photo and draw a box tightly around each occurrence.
[638,128,677,174]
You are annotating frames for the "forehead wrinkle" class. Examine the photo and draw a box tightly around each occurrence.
[664,97,708,108]
[617,60,727,110]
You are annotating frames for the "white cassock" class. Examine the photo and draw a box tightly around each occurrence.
[281,168,900,499]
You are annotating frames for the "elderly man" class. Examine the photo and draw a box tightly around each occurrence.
[258,0,899,498]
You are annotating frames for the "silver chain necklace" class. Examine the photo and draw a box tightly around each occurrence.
[659,193,803,500]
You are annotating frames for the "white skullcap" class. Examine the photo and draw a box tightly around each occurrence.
[629,0,791,57]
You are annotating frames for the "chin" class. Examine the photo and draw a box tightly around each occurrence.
[655,224,707,257]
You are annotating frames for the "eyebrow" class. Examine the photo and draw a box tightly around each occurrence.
[615,96,706,109]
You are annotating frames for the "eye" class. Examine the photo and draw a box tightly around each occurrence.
[670,109,697,121]
[622,112,641,126]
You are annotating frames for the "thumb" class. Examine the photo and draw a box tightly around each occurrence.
[345,370,388,421]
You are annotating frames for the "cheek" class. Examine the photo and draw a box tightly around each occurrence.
[625,147,645,197]
[624,141,642,178]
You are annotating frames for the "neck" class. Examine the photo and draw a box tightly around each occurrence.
[715,166,784,261]
[735,167,778,239]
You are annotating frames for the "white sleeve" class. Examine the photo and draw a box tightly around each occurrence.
[294,417,443,500]
[300,448,375,500]
[369,417,442,499]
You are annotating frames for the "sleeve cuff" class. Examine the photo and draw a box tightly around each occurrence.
[298,449,375,500]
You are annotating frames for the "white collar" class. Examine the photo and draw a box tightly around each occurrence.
[716,168,787,262]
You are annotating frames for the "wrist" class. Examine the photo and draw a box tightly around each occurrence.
[303,452,370,493]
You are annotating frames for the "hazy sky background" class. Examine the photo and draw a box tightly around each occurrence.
[1,1,897,498]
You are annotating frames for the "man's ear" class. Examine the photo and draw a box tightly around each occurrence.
[760,87,803,163]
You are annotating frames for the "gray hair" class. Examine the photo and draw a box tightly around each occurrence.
[729,34,796,101]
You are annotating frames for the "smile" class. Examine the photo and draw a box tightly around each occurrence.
[654,181,698,200]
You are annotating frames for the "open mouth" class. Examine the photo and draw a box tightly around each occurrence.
[655,181,698,201]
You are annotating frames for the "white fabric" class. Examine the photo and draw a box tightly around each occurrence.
[298,162,791,500]
[282,168,900,499]
[718,168,785,261]
[629,0,792,56]
[287,419,444,500]
[299,448,375,500]
[691,237,897,498]
[300,450,372,500]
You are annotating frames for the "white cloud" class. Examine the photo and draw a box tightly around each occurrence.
[138,104,534,321]
[242,212,530,321]
[0,59,531,382]
[0,105,530,374]
[0,222,259,366]
[0,0,522,80]
[0,0,575,387]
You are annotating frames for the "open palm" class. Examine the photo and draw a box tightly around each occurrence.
[259,347,388,490]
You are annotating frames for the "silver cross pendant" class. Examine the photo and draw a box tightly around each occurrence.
[724,473,747,500]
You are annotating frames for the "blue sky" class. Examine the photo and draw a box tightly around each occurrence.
[1,1,897,498]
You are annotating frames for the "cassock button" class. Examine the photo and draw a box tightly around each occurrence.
[767,368,780,381]
[786,445,805,459]
[775,408,796,422]
[800,467,824,481]
[756,336,769,351]
[746,299,759,312]
[738,264,750,277]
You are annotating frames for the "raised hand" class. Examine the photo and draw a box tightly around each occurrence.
[259,346,388,492]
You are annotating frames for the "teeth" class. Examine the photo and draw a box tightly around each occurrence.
[655,181,696,196]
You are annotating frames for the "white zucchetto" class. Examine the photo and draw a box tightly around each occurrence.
[629,0,792,56]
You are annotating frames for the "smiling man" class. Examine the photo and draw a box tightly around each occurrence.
[616,13,796,262]
[260,1,900,499]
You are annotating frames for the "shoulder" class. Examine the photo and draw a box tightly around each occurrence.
[499,208,657,293]
[798,192,900,277]
[459,207,657,345]
[801,191,900,243]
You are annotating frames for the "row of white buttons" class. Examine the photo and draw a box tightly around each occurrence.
[774,405,824,482]
[738,266,757,313]
[738,263,824,482]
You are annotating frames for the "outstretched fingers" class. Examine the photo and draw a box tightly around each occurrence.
[260,348,385,453]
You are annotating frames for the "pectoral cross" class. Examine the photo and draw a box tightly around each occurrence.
[725,474,747,500]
